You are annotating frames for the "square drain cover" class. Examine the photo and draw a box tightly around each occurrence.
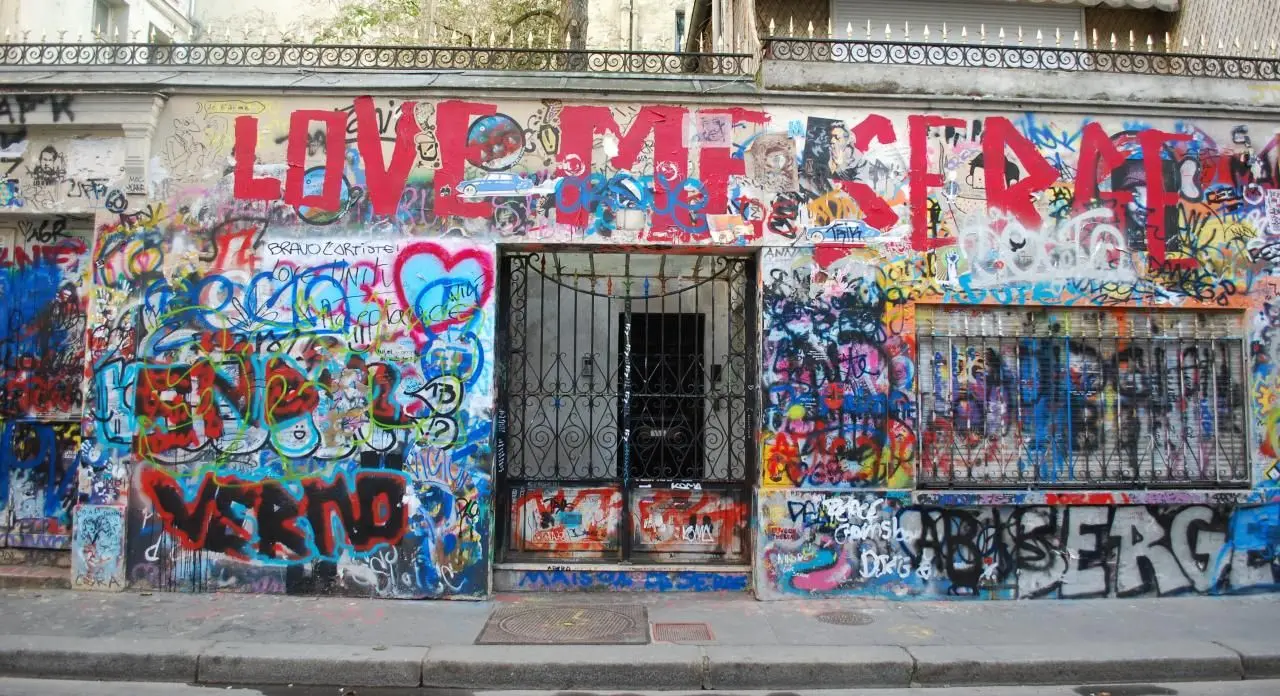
[652,622,714,643]
[476,604,650,645]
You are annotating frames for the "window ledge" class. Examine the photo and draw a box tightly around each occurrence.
[912,489,1264,506]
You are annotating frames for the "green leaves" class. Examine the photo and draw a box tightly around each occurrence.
[312,0,565,47]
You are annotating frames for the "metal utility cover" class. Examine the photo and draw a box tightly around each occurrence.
[476,604,650,645]
[816,610,875,626]
[652,622,714,643]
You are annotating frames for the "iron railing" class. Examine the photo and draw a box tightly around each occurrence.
[917,307,1250,489]
[0,42,754,75]
[763,37,1280,81]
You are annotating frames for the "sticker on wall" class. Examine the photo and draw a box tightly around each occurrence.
[1267,188,1280,235]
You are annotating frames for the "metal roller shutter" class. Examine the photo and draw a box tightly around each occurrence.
[830,0,1085,42]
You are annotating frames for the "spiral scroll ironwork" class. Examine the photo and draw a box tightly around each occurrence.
[497,252,754,485]
[763,37,1280,81]
[0,41,753,75]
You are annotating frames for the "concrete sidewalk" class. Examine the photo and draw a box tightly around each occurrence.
[0,589,1276,690]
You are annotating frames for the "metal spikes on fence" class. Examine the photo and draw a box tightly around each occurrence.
[2,14,1277,60]
[762,16,1280,58]
[0,24,738,55]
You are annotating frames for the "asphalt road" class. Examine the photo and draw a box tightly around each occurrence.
[2,680,1280,696]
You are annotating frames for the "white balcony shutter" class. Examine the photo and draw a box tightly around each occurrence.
[831,0,1085,42]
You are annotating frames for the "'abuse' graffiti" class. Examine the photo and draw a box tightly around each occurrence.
[759,491,1279,599]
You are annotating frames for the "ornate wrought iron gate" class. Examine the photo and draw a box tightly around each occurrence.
[496,251,756,563]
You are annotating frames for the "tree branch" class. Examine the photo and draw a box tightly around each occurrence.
[434,21,474,46]
[510,9,559,29]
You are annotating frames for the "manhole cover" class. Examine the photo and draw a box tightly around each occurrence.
[476,604,649,645]
[816,610,874,626]
[652,622,714,643]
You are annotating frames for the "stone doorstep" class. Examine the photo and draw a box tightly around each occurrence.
[0,550,71,565]
[0,565,70,590]
[0,548,71,567]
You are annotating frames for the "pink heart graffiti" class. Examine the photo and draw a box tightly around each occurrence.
[392,242,494,338]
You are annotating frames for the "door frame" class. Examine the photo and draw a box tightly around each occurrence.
[493,247,759,565]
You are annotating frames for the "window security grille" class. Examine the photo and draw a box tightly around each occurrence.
[917,306,1248,488]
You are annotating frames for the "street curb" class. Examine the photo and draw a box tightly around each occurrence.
[1217,639,1280,679]
[423,644,705,690]
[0,636,1275,688]
[197,642,426,687]
[703,645,913,689]
[908,640,1245,687]
[0,636,206,682]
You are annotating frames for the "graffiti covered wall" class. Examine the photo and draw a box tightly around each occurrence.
[59,89,1280,599]
[92,230,495,597]
[0,216,93,550]
[757,491,1279,599]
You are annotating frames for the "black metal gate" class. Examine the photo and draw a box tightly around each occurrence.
[495,251,756,564]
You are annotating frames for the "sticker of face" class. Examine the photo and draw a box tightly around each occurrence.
[828,123,856,177]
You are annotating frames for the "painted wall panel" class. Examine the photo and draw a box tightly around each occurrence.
[0,219,90,421]
[0,214,91,550]
[1,421,81,548]
[0,129,126,215]
[510,486,623,554]
[761,247,918,489]
[632,488,748,558]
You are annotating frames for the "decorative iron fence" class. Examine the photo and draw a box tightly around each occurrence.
[498,252,756,486]
[917,307,1250,489]
[0,42,753,76]
[763,37,1280,81]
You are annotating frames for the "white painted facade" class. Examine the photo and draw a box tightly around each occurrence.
[0,0,194,42]
[590,0,699,51]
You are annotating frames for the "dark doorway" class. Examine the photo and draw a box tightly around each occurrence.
[619,313,706,482]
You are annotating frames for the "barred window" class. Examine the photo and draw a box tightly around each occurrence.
[917,306,1248,488]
